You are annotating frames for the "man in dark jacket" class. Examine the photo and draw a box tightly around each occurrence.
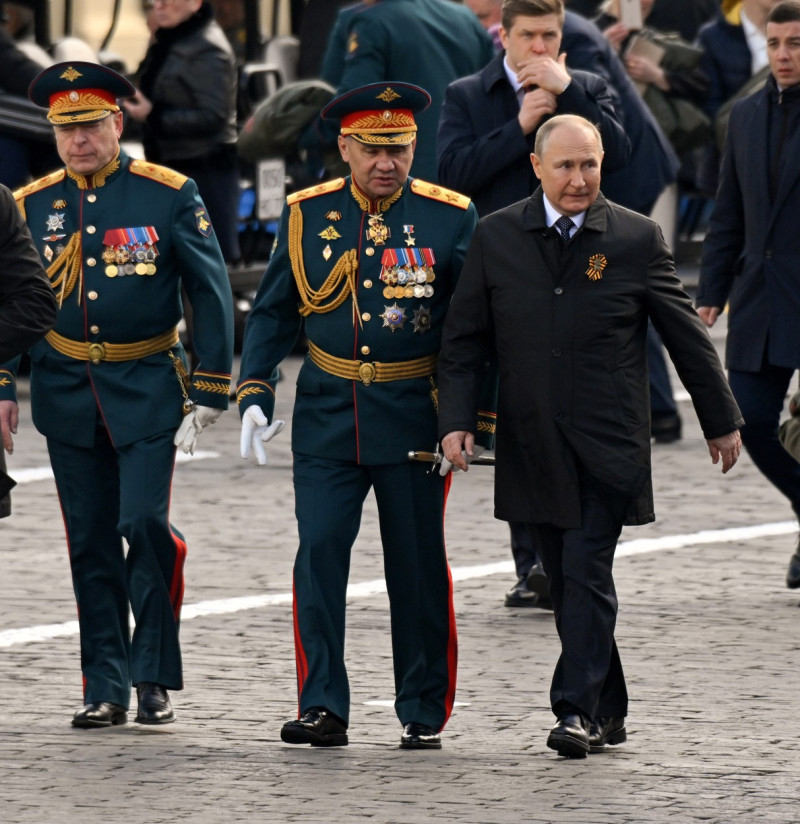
[697,0,800,591]
[438,0,630,218]
[0,182,58,515]
[437,114,742,758]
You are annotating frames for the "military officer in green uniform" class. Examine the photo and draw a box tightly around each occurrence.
[0,62,234,728]
[238,82,491,749]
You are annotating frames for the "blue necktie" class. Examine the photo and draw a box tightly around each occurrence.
[555,215,574,244]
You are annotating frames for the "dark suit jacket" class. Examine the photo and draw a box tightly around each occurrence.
[561,11,678,214]
[0,184,56,362]
[437,188,742,528]
[437,53,631,217]
[697,77,800,372]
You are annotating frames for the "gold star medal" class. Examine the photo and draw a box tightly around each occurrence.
[586,254,607,282]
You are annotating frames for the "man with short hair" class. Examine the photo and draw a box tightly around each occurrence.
[238,81,486,750]
[698,0,800,590]
[437,114,743,758]
[0,61,234,728]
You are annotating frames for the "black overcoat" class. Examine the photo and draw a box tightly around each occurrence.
[437,188,743,528]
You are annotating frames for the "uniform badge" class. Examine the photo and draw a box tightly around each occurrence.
[403,225,416,246]
[52,199,67,209]
[412,305,432,334]
[322,244,332,261]
[318,226,341,241]
[194,208,213,237]
[46,213,66,232]
[366,214,390,246]
[348,32,359,54]
[380,303,407,332]
[325,211,342,221]
[43,244,53,262]
[586,254,607,282]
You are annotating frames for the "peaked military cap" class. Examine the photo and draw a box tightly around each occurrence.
[29,61,135,125]
[322,81,431,146]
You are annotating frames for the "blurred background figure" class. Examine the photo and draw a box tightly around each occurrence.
[210,0,246,62]
[465,0,503,50]
[125,0,240,263]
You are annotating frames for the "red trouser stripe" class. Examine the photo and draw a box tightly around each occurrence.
[292,575,309,715]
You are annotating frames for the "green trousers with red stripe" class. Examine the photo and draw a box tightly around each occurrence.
[291,454,457,730]
[48,426,185,709]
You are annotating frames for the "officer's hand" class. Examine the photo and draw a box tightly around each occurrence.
[174,404,222,455]
[0,400,18,455]
[240,405,285,466]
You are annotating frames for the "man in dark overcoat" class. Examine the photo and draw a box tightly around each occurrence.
[437,114,743,758]
[697,0,800,590]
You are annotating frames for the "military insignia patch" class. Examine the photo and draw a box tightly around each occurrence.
[52,199,67,209]
[195,208,213,237]
[348,32,358,54]
[325,211,342,221]
[377,87,401,103]
[318,226,341,241]
[586,254,607,281]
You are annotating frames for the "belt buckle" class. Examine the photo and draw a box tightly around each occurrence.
[88,342,106,364]
[358,361,377,386]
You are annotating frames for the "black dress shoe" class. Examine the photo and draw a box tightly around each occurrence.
[546,712,589,758]
[281,708,348,746]
[399,722,441,749]
[135,682,175,725]
[525,563,553,611]
[651,413,682,444]
[787,550,800,589]
[588,716,627,753]
[72,702,127,728]
[504,578,539,608]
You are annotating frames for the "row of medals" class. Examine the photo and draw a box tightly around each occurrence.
[102,245,157,277]
[380,265,435,301]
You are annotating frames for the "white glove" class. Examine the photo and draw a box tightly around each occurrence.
[439,444,486,477]
[240,405,285,465]
[174,404,222,455]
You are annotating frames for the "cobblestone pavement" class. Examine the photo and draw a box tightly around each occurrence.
[2,314,799,824]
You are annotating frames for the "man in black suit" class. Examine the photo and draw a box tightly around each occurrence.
[698,0,800,590]
[437,114,743,758]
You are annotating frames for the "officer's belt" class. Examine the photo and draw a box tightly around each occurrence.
[45,328,180,364]
[308,340,437,386]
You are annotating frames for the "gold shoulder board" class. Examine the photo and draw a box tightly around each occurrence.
[129,159,188,190]
[287,178,346,206]
[13,169,67,203]
[411,179,471,210]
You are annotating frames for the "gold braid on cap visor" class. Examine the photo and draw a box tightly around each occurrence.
[341,110,417,145]
[48,91,119,124]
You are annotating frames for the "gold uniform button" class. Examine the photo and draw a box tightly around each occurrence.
[86,225,96,234]
[90,325,100,334]
[87,194,97,203]
[361,345,370,355]
[361,312,371,322]
[365,247,375,256]
[363,279,373,288]
[88,290,98,300]
[87,257,97,267]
